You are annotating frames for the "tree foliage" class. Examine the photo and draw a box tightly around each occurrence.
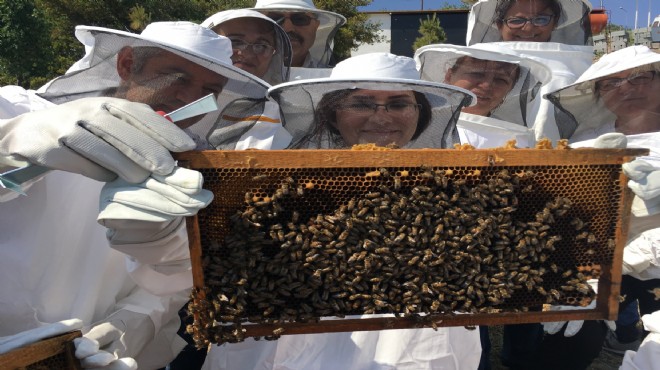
[412,13,446,51]
[0,0,380,88]
[0,0,54,86]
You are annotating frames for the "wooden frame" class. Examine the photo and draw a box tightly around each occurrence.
[176,147,647,343]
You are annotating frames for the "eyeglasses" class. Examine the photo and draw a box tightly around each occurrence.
[503,15,555,29]
[229,39,276,56]
[595,71,656,92]
[267,12,316,27]
[338,102,421,115]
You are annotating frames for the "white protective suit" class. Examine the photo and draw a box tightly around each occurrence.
[201,53,481,370]
[0,21,273,368]
[620,311,660,370]
[0,87,188,369]
[466,0,595,143]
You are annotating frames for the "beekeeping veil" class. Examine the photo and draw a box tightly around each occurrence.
[466,0,593,46]
[202,9,292,85]
[267,52,475,149]
[252,0,346,68]
[415,42,551,127]
[545,45,660,142]
[36,21,271,149]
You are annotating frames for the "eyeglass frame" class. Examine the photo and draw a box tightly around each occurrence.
[337,102,422,115]
[502,15,555,29]
[595,71,657,92]
[266,12,318,27]
[228,38,276,56]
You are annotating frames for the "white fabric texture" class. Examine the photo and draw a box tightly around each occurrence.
[75,309,153,368]
[457,112,535,148]
[0,97,195,183]
[0,88,189,368]
[620,311,660,370]
[203,325,481,370]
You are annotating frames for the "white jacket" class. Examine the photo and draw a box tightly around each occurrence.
[620,311,660,370]
[203,325,482,370]
[0,86,188,368]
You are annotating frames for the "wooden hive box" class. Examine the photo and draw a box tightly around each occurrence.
[176,147,647,347]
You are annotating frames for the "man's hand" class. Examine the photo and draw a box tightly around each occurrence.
[74,310,153,369]
[0,97,195,183]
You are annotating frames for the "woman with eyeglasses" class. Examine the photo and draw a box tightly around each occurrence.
[464,0,595,145]
[199,53,482,370]
[544,45,660,370]
[202,9,292,85]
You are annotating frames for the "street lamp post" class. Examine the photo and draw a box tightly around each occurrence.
[620,6,628,29]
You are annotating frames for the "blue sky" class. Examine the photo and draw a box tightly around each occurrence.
[359,0,660,30]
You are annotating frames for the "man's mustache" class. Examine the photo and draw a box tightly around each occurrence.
[287,32,304,44]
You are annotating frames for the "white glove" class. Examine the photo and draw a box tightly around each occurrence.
[623,159,660,217]
[98,166,213,223]
[74,310,153,369]
[542,279,616,337]
[0,97,195,183]
[0,319,83,354]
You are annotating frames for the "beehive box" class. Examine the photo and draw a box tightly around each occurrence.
[0,331,82,370]
[176,147,646,347]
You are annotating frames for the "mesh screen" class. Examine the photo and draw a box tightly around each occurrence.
[467,0,594,46]
[180,148,639,346]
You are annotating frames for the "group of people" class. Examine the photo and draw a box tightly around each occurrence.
[0,0,658,369]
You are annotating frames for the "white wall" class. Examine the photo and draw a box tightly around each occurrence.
[351,13,392,56]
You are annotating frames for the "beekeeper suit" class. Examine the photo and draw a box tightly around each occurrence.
[251,0,345,80]
[466,0,595,143]
[201,9,293,150]
[620,311,660,370]
[0,21,270,369]
[541,45,660,367]
[415,42,552,148]
[201,53,482,370]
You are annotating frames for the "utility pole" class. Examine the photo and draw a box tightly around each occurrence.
[421,0,424,10]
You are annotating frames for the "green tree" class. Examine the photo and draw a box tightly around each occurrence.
[315,0,383,62]
[0,0,54,87]
[439,0,473,9]
[412,13,446,51]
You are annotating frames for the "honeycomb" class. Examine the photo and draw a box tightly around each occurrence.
[176,148,645,346]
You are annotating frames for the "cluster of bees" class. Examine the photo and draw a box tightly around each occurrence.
[188,167,604,346]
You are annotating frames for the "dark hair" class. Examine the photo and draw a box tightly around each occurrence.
[495,0,562,27]
[314,89,432,147]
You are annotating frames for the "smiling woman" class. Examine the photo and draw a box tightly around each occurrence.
[267,52,475,150]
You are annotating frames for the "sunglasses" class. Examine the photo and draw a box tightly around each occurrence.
[503,15,555,29]
[267,12,317,27]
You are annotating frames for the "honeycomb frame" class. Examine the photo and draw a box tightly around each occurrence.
[0,331,82,369]
[176,148,647,346]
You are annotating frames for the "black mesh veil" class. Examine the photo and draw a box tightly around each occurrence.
[35,23,272,148]
[415,43,551,128]
[466,0,593,46]
[267,79,474,149]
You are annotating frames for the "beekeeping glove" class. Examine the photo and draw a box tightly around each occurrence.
[542,279,615,337]
[0,319,83,354]
[74,310,151,369]
[623,159,660,217]
[0,97,195,183]
[97,166,213,223]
